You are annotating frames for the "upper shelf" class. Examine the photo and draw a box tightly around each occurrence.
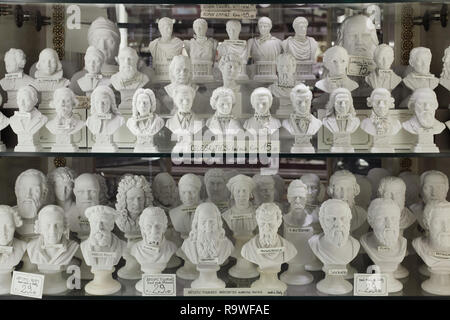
[0,0,440,4]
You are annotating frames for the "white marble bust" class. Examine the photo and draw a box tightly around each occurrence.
[0,48,34,108]
[282,17,318,63]
[77,46,109,97]
[0,205,27,273]
[218,53,242,94]
[148,17,184,81]
[252,174,282,210]
[244,87,281,136]
[9,85,48,152]
[440,46,450,91]
[204,169,230,211]
[269,53,298,115]
[365,44,402,91]
[152,172,180,212]
[403,47,439,91]
[47,167,76,213]
[282,84,322,153]
[27,205,79,268]
[315,46,359,93]
[283,180,313,228]
[164,55,199,103]
[127,88,165,152]
[206,87,242,136]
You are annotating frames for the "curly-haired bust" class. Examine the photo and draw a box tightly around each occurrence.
[0,205,27,273]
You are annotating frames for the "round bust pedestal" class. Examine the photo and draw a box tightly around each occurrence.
[228,236,259,279]
[251,267,287,292]
[191,265,225,289]
[421,268,450,295]
[85,268,121,295]
[40,268,68,295]
[0,269,12,295]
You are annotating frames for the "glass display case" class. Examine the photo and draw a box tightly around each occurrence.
[0,2,449,300]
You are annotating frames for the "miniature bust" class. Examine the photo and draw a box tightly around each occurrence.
[284,180,314,227]
[127,88,165,152]
[33,48,70,107]
[282,17,318,64]
[360,198,407,292]
[249,17,283,81]
[244,87,281,136]
[218,53,243,94]
[148,17,184,81]
[86,85,125,152]
[164,55,199,103]
[204,169,230,212]
[45,87,85,152]
[282,83,322,153]
[184,18,218,81]
[253,174,281,209]
[413,201,450,295]
[80,205,126,295]
[241,203,297,290]
[322,88,360,152]
[131,207,177,292]
[77,46,108,97]
[315,46,359,93]
[365,44,402,91]
[0,48,34,108]
[47,167,76,213]
[0,108,9,151]
[111,47,149,109]
[402,88,445,152]
[152,172,180,212]
[206,87,242,137]
[328,170,368,238]
[9,85,48,152]
[182,203,234,288]
[309,199,360,294]
[218,20,250,80]
[0,205,26,294]
[403,47,439,91]
[269,53,298,115]
[440,46,450,91]
[361,88,401,152]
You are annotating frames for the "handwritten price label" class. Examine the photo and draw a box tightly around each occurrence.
[10,271,45,299]
[142,274,176,297]
[354,273,388,296]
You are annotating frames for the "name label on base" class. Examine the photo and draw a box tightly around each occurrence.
[257,247,285,255]
[142,274,176,296]
[434,251,450,259]
[353,273,388,296]
[327,269,347,276]
[199,257,219,265]
[184,288,284,296]
[90,251,116,259]
[10,271,45,299]
[286,227,312,234]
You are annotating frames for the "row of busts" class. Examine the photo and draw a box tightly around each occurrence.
[2,166,449,295]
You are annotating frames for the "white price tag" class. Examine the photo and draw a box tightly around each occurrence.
[354,273,388,296]
[347,56,375,77]
[10,271,45,299]
[142,274,176,296]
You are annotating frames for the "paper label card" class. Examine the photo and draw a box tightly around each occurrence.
[142,274,176,296]
[10,271,45,299]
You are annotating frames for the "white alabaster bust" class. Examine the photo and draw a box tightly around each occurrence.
[365,44,402,91]
[206,87,242,136]
[360,198,407,292]
[244,87,281,135]
[269,53,298,115]
[282,84,322,153]
[282,17,318,63]
[252,174,282,210]
[0,48,34,108]
[440,46,450,91]
[9,85,48,152]
[204,169,231,211]
[164,55,199,102]
[77,46,109,97]
[127,88,164,152]
[47,167,77,213]
[218,53,243,94]
[284,180,313,227]
[403,47,439,91]
[152,172,180,212]
[315,46,359,93]
[148,17,184,81]
[86,85,125,152]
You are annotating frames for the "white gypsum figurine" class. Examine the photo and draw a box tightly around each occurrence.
[0,103,8,151]
[47,167,77,212]
[86,85,125,152]
[45,87,85,152]
[169,173,202,280]
[282,16,318,80]
[361,87,401,153]
[206,86,242,137]
[0,205,26,294]
[365,44,402,91]
[222,174,259,279]
[440,46,450,91]
[269,53,298,116]
[77,46,108,97]
[360,198,407,293]
[111,47,149,109]
[244,87,281,137]
[252,174,282,210]
[309,199,360,295]
[248,16,283,81]
[115,175,153,280]
[184,18,218,81]
[33,48,70,108]
[127,88,165,153]
[403,47,439,92]
[131,207,177,292]
[80,205,126,295]
[282,83,322,153]
[218,53,243,94]
[218,20,249,80]
[9,85,48,152]
[378,176,416,279]
[413,201,450,295]
[204,168,231,213]
[241,203,297,291]
[0,48,34,108]
[322,87,360,152]
[27,205,79,294]
[148,17,184,81]
[402,88,445,153]
[182,202,234,289]
[280,180,315,285]
[315,46,358,93]
[164,55,199,106]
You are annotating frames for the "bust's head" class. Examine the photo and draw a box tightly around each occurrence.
[226,20,241,40]
[90,85,118,116]
[35,205,68,246]
[442,46,450,77]
[17,85,38,113]
[257,17,272,36]
[84,46,105,74]
[139,207,168,246]
[4,48,26,74]
[367,198,401,247]
[423,201,450,251]
[204,169,228,202]
[420,170,449,204]
[85,205,117,247]
[326,87,355,118]
[378,176,406,210]
[287,180,307,211]
[250,87,273,116]
[256,203,282,247]
[408,88,438,129]
[328,170,360,204]
[218,53,242,81]
[51,87,78,119]
[153,173,177,206]
[319,199,352,247]
[116,175,153,221]
[210,87,235,117]
[293,17,308,37]
[0,205,22,246]
[169,55,192,84]
[253,174,275,204]
[178,174,202,206]
[193,18,208,37]
[409,47,432,74]
[373,44,394,70]
[290,83,312,116]
[88,17,120,64]
[132,88,156,118]
[227,174,255,207]
[48,167,76,204]
[367,87,394,118]
[301,173,321,205]
[15,169,48,219]
[158,17,175,38]
[323,46,349,77]
[118,47,139,78]
[36,48,61,77]
[191,203,223,238]
[173,84,195,113]
[338,14,378,58]
[74,173,100,208]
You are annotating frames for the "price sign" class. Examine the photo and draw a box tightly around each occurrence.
[10,271,45,299]
[142,274,176,296]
